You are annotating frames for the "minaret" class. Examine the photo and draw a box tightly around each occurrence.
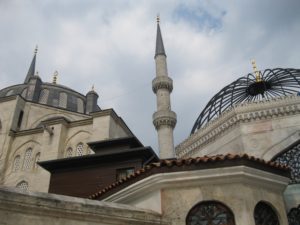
[152,16,177,159]
[24,46,38,83]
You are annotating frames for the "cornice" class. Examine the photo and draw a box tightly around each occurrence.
[9,127,44,137]
[176,95,300,157]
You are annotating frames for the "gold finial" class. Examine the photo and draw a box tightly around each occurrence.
[53,71,58,84]
[251,59,261,82]
[34,45,38,54]
[91,84,95,91]
[156,14,160,23]
[35,71,39,76]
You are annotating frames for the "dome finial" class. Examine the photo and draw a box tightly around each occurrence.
[251,59,261,82]
[52,71,58,84]
[156,14,160,24]
[91,84,95,91]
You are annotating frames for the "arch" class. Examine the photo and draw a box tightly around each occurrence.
[76,143,84,156]
[254,201,280,225]
[39,89,49,104]
[5,89,14,96]
[64,130,91,146]
[30,113,75,129]
[186,201,235,225]
[59,92,67,108]
[12,140,41,156]
[66,147,73,157]
[21,88,28,98]
[22,148,33,170]
[16,180,28,191]
[12,155,21,172]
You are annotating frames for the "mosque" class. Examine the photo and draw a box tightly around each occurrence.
[0,18,299,225]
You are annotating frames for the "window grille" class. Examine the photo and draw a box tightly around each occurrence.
[23,148,33,170]
[186,201,235,225]
[254,202,279,225]
[39,89,49,104]
[21,88,28,98]
[273,143,300,184]
[288,204,300,225]
[13,155,21,172]
[76,143,84,156]
[66,147,73,157]
[16,181,28,191]
[59,92,67,108]
[77,98,84,113]
[34,152,41,169]
[5,89,14,96]
[116,168,135,181]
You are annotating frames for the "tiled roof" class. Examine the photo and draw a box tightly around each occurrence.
[89,154,289,200]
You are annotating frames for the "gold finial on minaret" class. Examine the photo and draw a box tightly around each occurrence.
[34,45,38,54]
[91,84,95,91]
[52,71,58,84]
[251,59,261,82]
[156,14,160,23]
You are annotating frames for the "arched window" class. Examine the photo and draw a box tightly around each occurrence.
[66,147,73,157]
[34,152,41,169]
[21,88,28,98]
[16,181,28,191]
[254,201,279,225]
[186,201,235,225]
[39,89,49,104]
[76,143,84,156]
[77,98,84,113]
[23,148,33,170]
[273,143,300,184]
[59,92,67,108]
[288,204,300,225]
[5,89,14,96]
[13,155,21,172]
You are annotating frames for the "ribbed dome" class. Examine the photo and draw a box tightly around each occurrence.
[191,68,300,134]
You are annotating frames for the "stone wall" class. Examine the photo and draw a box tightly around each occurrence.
[0,187,167,225]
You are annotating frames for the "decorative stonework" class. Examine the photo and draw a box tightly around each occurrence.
[153,110,177,129]
[152,76,173,93]
[176,95,300,158]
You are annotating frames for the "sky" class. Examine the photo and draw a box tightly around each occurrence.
[0,0,299,153]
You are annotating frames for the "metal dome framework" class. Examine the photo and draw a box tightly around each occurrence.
[191,68,300,134]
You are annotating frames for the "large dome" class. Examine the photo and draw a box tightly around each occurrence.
[0,50,100,114]
[191,68,300,134]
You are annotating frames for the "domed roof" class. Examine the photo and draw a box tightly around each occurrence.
[191,68,300,134]
[0,50,100,114]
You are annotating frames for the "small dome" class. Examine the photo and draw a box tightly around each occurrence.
[191,68,300,134]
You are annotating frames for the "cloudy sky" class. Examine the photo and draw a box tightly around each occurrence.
[0,0,299,152]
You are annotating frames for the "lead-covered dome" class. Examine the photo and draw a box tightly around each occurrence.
[0,49,100,114]
[191,68,300,134]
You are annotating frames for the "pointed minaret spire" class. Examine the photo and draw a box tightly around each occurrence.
[155,14,166,58]
[24,46,38,83]
[152,16,177,159]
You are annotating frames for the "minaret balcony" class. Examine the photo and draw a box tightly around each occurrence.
[153,110,177,129]
[152,76,173,93]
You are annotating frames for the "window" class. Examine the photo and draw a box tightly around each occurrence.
[59,92,67,108]
[288,204,300,225]
[13,155,21,172]
[254,202,279,225]
[34,152,41,169]
[16,181,28,191]
[273,143,300,184]
[77,98,84,113]
[116,167,135,181]
[76,143,84,156]
[23,148,32,170]
[5,89,14,96]
[66,147,73,157]
[39,89,49,104]
[186,201,235,225]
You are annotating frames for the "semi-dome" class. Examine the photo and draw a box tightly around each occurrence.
[0,49,100,114]
[191,68,300,134]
